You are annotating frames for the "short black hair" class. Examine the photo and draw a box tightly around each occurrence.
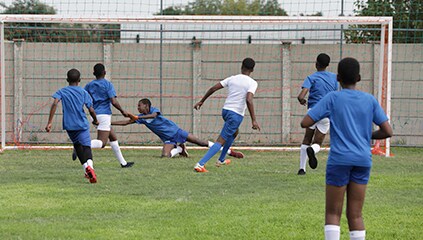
[67,69,81,83]
[338,57,360,85]
[139,98,151,108]
[242,57,255,71]
[93,63,105,77]
[316,53,330,68]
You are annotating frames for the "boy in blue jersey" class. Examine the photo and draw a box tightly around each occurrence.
[297,53,338,175]
[45,69,99,183]
[84,63,134,168]
[111,98,245,158]
[301,57,393,240]
[193,57,261,173]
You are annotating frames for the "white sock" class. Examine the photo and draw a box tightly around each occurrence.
[91,139,103,148]
[325,225,340,240]
[110,140,127,165]
[208,141,227,153]
[170,146,183,157]
[208,141,214,148]
[300,144,309,170]
[350,230,365,240]
[83,159,94,169]
[311,143,321,154]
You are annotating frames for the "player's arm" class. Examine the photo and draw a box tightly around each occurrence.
[194,83,223,110]
[246,92,260,131]
[297,88,309,106]
[88,106,99,126]
[110,97,129,117]
[300,115,315,128]
[138,112,158,119]
[45,98,60,132]
[372,121,393,139]
[111,119,136,126]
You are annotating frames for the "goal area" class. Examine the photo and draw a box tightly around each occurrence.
[0,15,393,156]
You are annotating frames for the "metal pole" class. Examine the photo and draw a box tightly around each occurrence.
[0,21,5,150]
[159,0,163,110]
[340,0,344,58]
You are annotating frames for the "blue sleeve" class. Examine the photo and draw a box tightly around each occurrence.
[107,82,117,99]
[52,90,62,100]
[302,76,311,89]
[84,90,93,108]
[372,97,389,125]
[308,93,333,122]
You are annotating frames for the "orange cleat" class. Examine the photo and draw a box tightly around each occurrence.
[194,163,208,173]
[215,159,231,167]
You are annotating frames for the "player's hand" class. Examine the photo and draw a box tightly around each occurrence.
[45,123,52,132]
[92,120,99,126]
[298,98,307,106]
[194,102,203,110]
[252,121,261,131]
[128,113,139,121]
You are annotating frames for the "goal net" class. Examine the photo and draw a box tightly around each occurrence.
[0,15,392,155]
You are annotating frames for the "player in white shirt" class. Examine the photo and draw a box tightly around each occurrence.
[193,58,261,172]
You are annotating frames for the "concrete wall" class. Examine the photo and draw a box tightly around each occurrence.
[2,41,422,146]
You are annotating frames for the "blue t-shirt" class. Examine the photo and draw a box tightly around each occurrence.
[308,89,388,167]
[135,107,181,142]
[302,71,338,108]
[84,78,116,114]
[52,86,93,131]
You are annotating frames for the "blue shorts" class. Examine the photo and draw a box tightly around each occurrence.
[164,129,189,145]
[326,165,371,186]
[66,129,91,147]
[220,109,244,141]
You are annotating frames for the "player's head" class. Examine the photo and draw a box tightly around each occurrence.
[138,98,151,114]
[241,57,255,72]
[337,57,361,85]
[93,63,106,78]
[66,68,81,84]
[316,53,330,69]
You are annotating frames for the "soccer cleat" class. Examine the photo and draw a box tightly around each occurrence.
[194,163,208,173]
[229,148,244,158]
[307,147,318,169]
[297,169,306,175]
[72,149,77,161]
[215,159,231,167]
[85,166,97,183]
[121,162,135,168]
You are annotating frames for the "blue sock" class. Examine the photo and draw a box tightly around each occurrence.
[198,142,222,166]
[218,137,234,162]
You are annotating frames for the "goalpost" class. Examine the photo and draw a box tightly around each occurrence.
[0,15,392,156]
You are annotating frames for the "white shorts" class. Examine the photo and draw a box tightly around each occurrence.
[96,114,112,131]
[309,117,330,134]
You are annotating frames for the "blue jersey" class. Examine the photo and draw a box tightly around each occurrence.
[84,78,116,114]
[52,86,93,131]
[308,89,388,167]
[302,71,338,108]
[135,107,181,142]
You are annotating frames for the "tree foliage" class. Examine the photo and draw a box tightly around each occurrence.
[345,0,423,43]
[158,0,287,16]
[1,0,120,42]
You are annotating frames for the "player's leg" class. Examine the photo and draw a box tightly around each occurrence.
[162,143,177,157]
[299,128,314,175]
[307,117,330,170]
[109,128,133,167]
[68,130,96,183]
[186,133,243,158]
[346,166,370,240]
[325,184,346,240]
[194,135,226,172]
[91,114,109,148]
[225,129,244,159]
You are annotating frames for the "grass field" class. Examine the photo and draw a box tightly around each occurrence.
[0,147,422,239]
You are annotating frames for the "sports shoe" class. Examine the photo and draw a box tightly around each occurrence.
[121,162,135,168]
[85,166,97,183]
[72,149,77,161]
[215,159,231,167]
[194,163,208,173]
[307,147,318,169]
[297,169,306,175]
[229,148,244,158]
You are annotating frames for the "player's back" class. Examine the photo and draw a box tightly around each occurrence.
[84,78,115,114]
[305,71,338,108]
[221,74,258,116]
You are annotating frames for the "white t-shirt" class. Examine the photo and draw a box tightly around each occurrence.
[220,74,258,116]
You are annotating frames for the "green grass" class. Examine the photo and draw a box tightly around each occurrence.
[0,147,422,239]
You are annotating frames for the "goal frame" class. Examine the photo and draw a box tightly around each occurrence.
[0,15,393,156]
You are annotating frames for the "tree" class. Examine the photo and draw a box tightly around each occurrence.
[1,0,120,42]
[156,0,288,16]
[345,0,423,43]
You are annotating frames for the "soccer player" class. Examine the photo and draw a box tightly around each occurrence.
[45,68,99,183]
[297,53,338,175]
[300,57,393,240]
[111,98,245,158]
[84,63,134,168]
[193,57,260,173]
